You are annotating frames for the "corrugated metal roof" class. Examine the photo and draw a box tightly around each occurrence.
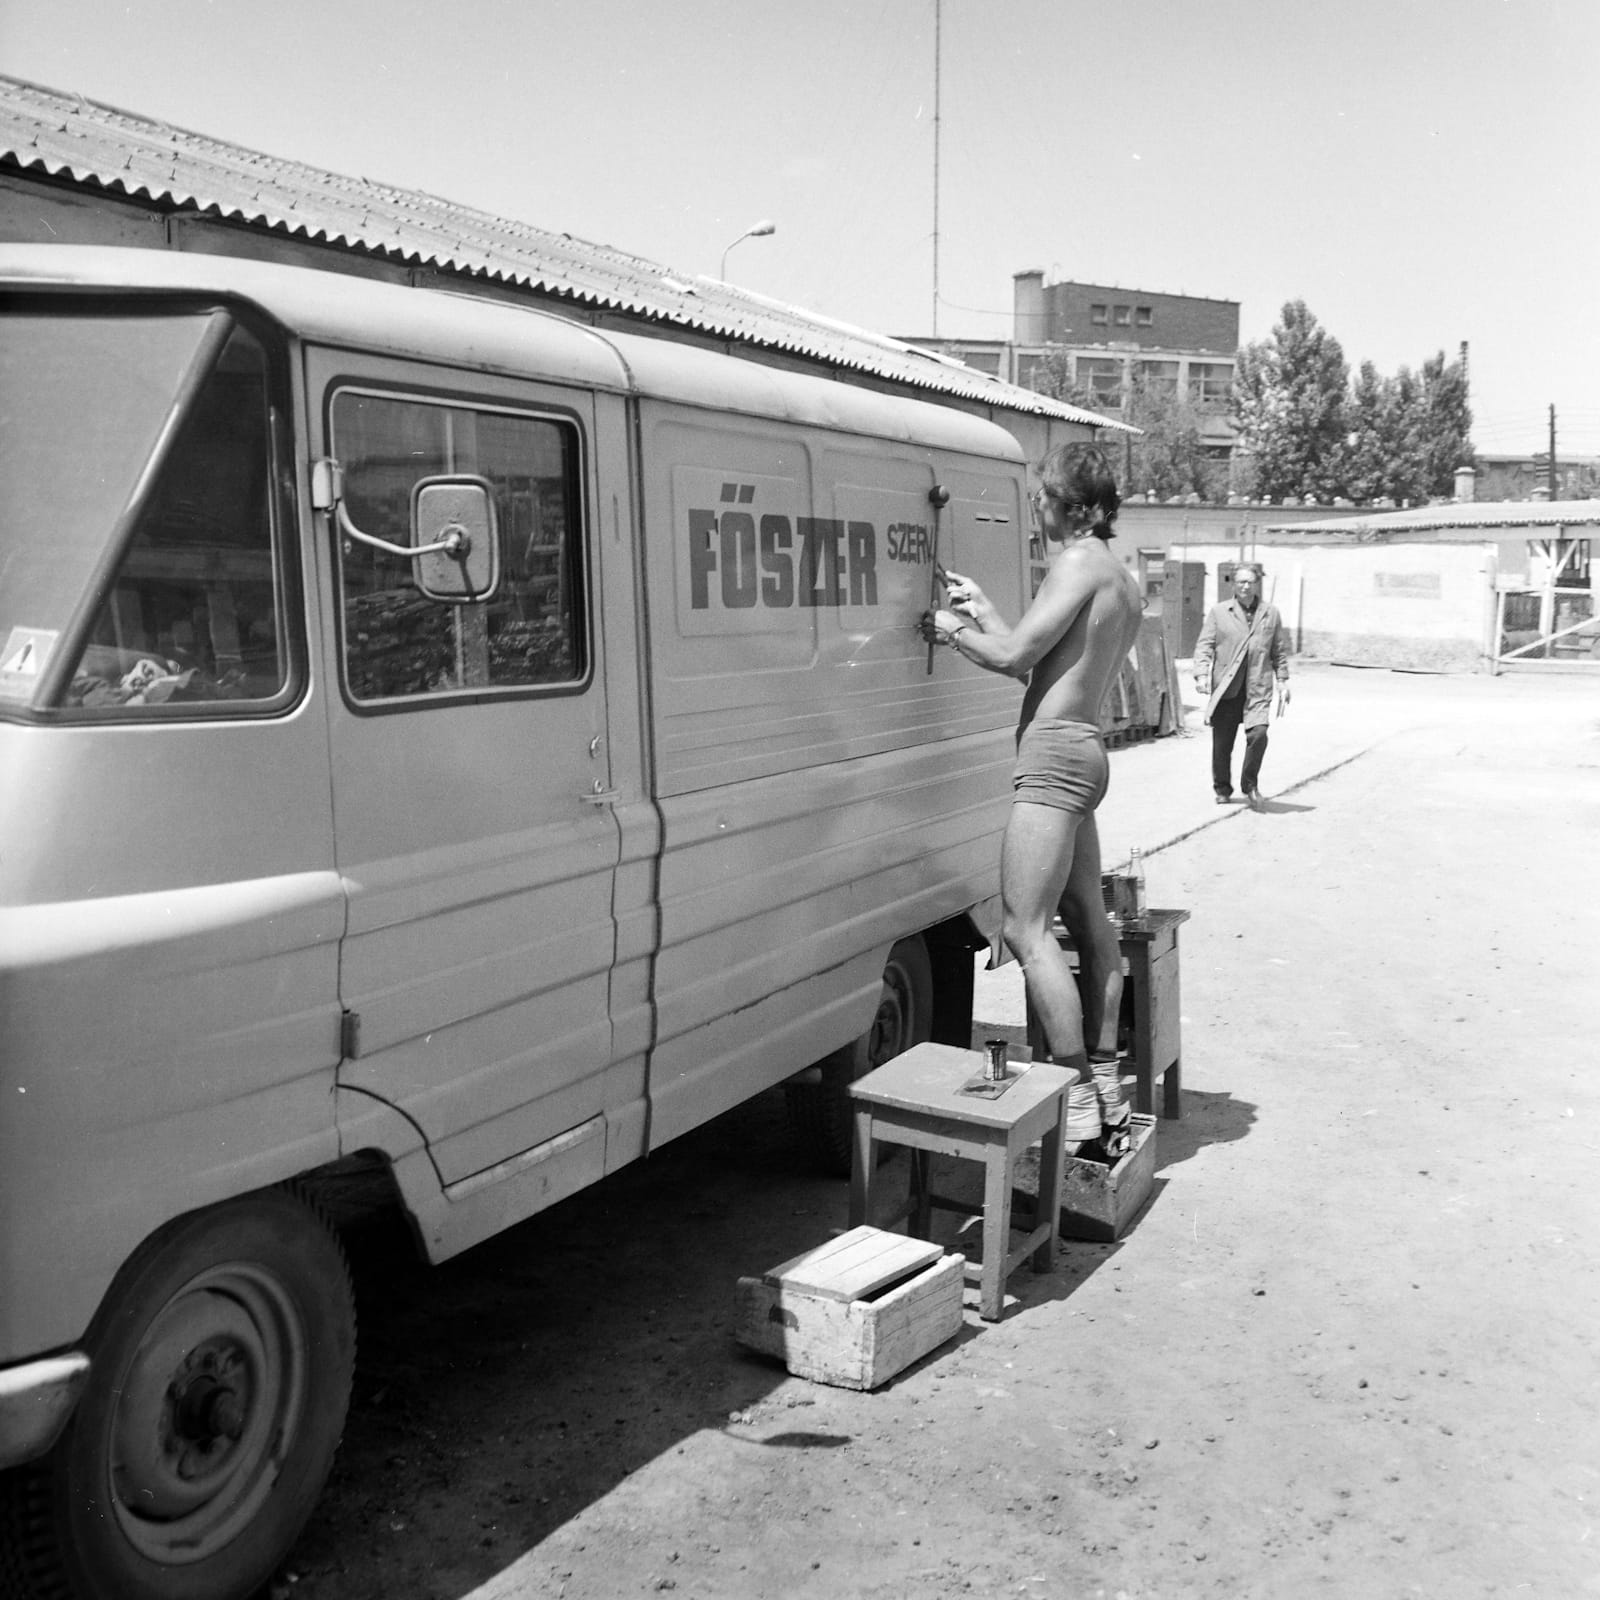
[0,73,1127,432]
[1265,499,1600,538]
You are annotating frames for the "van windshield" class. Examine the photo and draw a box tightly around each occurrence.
[0,308,216,705]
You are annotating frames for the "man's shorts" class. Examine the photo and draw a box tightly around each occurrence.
[1012,717,1109,816]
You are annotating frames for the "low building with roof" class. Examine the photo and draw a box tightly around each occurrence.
[0,73,1128,473]
[1152,499,1600,672]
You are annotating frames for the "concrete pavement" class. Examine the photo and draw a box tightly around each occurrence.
[976,657,1576,1028]
[1097,659,1439,870]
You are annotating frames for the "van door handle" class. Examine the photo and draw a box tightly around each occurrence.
[582,786,621,806]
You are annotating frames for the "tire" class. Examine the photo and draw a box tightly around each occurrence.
[786,934,935,1176]
[0,1185,355,1600]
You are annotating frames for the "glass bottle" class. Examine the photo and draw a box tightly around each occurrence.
[1128,847,1146,920]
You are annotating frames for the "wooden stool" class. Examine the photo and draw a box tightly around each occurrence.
[1026,908,1190,1120]
[846,1043,1072,1322]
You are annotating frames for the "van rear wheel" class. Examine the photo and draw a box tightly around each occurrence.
[0,1185,355,1600]
[786,934,934,1176]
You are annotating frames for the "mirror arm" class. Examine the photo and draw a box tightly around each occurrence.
[334,500,468,560]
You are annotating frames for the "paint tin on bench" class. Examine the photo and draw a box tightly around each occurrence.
[984,1039,1008,1081]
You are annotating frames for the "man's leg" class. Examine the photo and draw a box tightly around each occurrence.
[1056,810,1119,1057]
[1057,811,1130,1152]
[1210,695,1242,798]
[1000,801,1084,1066]
[1241,722,1269,798]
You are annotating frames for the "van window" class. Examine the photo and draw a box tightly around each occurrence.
[331,390,584,704]
[55,321,294,713]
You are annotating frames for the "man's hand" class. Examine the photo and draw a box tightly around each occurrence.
[920,608,967,647]
[937,565,994,626]
[1276,683,1292,718]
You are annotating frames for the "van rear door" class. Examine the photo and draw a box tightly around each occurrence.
[307,349,621,1191]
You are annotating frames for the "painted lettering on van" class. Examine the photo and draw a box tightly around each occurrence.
[688,507,881,610]
[885,523,934,565]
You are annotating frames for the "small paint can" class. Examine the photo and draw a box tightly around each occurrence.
[984,1039,1008,1081]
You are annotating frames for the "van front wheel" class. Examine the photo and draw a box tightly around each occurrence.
[786,934,934,1176]
[0,1185,355,1600]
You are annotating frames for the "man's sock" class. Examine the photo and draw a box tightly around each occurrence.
[1088,1049,1129,1120]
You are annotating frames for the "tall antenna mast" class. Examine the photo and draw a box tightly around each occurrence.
[932,0,941,336]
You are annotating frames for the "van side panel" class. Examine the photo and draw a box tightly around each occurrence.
[0,718,342,1363]
[637,403,1027,1146]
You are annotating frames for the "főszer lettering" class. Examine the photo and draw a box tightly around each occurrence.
[688,510,891,610]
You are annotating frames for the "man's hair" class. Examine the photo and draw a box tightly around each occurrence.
[1037,443,1120,540]
[1233,563,1261,581]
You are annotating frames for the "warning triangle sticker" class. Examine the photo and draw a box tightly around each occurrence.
[0,629,58,700]
[1,639,39,676]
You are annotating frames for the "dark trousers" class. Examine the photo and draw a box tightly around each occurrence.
[1210,692,1268,796]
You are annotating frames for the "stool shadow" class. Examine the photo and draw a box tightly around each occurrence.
[1154,1088,1258,1172]
[1252,797,1314,814]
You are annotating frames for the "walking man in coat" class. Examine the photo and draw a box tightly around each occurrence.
[1193,564,1291,806]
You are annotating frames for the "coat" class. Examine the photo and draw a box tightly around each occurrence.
[1193,598,1289,729]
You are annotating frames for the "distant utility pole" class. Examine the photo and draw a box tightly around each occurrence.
[931,0,941,336]
[1548,404,1558,500]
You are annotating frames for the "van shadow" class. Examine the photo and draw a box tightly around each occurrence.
[288,1088,851,1599]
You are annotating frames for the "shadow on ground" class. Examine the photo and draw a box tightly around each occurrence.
[286,1089,849,1598]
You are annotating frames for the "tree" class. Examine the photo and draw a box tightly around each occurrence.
[1340,360,1393,503]
[1338,351,1474,504]
[1414,351,1474,498]
[1232,301,1349,501]
[1121,373,1223,502]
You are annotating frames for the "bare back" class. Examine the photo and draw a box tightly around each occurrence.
[1018,538,1144,733]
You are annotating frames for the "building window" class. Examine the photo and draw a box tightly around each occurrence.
[1187,362,1234,407]
[1134,360,1180,399]
[1090,304,1108,325]
[1077,357,1124,408]
[1114,305,1132,326]
[1136,306,1153,326]
[960,349,1001,377]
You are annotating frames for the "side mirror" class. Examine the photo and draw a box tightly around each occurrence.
[411,477,500,603]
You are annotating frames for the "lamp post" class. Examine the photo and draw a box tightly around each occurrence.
[719,219,775,281]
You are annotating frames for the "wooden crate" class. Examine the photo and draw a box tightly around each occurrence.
[734,1226,966,1391]
[1059,1113,1157,1242]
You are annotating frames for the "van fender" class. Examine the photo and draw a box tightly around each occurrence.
[334,1085,609,1265]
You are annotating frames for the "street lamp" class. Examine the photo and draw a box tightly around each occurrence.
[719,219,776,282]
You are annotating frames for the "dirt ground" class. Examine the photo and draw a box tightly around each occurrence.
[272,667,1600,1600]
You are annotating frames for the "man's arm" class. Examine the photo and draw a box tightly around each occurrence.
[939,545,1100,678]
[1193,606,1217,690]
[1268,610,1291,680]
[1269,609,1292,711]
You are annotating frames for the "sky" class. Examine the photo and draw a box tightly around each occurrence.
[4,0,1597,455]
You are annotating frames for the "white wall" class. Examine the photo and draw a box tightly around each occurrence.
[1170,541,1498,671]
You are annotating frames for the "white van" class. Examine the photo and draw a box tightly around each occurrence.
[0,244,1038,1598]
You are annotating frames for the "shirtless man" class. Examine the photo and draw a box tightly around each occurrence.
[923,442,1144,1154]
